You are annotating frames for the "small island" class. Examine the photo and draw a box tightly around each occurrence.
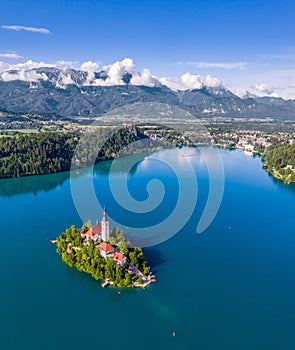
[55,208,156,289]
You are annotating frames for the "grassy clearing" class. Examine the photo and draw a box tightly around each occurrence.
[0,129,40,135]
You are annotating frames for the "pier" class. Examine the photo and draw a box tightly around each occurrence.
[102,280,110,288]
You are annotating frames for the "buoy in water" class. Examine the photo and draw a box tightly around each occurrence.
[172,332,176,337]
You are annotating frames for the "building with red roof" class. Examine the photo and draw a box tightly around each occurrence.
[80,208,110,243]
[98,242,115,258]
[113,252,127,265]
[86,223,101,237]
[81,223,102,242]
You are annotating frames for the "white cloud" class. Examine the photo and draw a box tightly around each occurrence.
[80,61,99,73]
[0,60,78,73]
[203,74,222,87]
[84,58,160,87]
[0,61,76,86]
[3,57,291,98]
[0,52,23,59]
[1,70,48,82]
[160,72,222,91]
[0,60,59,83]
[0,58,161,87]
[0,57,223,90]
[54,72,74,88]
[0,62,9,71]
[80,61,100,84]
[130,68,159,87]
[1,25,50,34]
[252,83,274,95]
[232,89,259,99]
[55,60,77,70]
[0,59,55,71]
[79,58,133,86]
[232,89,246,97]
[232,89,247,98]
[97,58,136,86]
[180,61,248,70]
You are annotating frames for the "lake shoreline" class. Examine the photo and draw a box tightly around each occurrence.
[214,143,295,184]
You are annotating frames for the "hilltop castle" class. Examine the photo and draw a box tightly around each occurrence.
[81,207,110,243]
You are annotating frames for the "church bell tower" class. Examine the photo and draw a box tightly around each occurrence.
[101,207,110,242]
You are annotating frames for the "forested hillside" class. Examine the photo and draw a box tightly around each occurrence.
[266,144,295,181]
[0,133,78,178]
[0,127,147,179]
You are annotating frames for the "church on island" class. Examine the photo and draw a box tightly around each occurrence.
[81,207,110,243]
[54,206,157,289]
[80,208,127,265]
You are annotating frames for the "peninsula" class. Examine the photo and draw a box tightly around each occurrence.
[55,208,156,288]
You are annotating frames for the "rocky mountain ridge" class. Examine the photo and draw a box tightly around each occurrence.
[0,66,294,120]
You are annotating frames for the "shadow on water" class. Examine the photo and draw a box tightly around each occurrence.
[2,146,294,200]
[0,152,150,198]
[92,151,152,176]
[269,173,295,193]
[0,171,71,198]
[143,247,167,273]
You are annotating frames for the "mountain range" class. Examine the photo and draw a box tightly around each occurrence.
[0,66,295,120]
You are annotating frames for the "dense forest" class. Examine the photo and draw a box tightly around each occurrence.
[265,144,295,181]
[56,225,150,288]
[0,133,78,178]
[0,127,148,179]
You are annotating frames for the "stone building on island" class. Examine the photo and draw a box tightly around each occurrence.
[101,207,110,242]
[81,207,110,243]
[80,208,127,263]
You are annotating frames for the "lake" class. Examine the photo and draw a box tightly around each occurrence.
[0,147,295,350]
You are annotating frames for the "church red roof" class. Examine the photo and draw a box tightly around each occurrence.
[98,242,114,253]
[86,224,101,237]
[113,252,126,261]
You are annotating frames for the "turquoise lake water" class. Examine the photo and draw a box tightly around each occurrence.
[0,147,295,350]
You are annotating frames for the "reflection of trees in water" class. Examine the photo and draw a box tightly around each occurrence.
[1,146,294,198]
[0,171,70,198]
[93,151,153,176]
[0,152,153,197]
[270,174,295,194]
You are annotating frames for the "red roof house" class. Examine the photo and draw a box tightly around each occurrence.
[98,242,115,258]
[113,252,127,263]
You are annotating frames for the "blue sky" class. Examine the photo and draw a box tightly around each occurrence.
[1,0,295,97]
